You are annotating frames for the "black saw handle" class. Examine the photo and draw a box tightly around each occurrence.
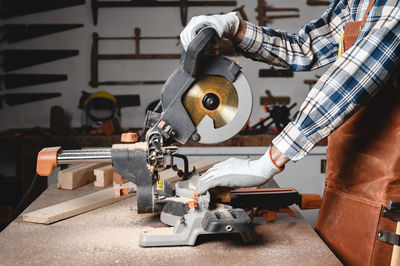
[183,27,217,77]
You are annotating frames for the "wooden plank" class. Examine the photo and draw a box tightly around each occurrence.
[23,161,215,225]
[22,182,135,224]
[94,164,114,187]
[58,162,109,190]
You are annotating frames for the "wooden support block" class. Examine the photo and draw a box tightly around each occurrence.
[94,164,114,187]
[58,162,109,190]
[22,182,136,224]
[113,172,130,198]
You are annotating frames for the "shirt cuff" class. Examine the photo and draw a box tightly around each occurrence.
[236,21,264,54]
[272,122,316,161]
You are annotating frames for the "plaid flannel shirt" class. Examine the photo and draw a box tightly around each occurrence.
[237,0,400,160]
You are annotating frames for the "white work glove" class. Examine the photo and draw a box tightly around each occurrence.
[180,12,240,51]
[197,148,283,194]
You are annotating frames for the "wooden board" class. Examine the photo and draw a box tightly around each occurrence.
[23,161,215,225]
[58,162,109,190]
[22,182,135,224]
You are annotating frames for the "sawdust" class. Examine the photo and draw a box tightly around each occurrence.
[142,227,174,236]
[188,182,197,190]
[165,196,192,203]
[0,183,341,266]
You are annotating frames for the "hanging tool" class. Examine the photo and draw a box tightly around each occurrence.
[306,0,331,6]
[255,0,299,26]
[0,93,61,108]
[91,0,237,26]
[79,91,140,135]
[232,5,248,21]
[260,90,291,105]
[0,74,67,89]
[241,102,297,135]
[259,67,294,78]
[79,91,141,120]
[0,24,83,43]
[0,50,79,72]
[213,5,248,21]
[90,28,241,88]
[304,79,317,91]
[90,28,180,88]
[0,0,85,19]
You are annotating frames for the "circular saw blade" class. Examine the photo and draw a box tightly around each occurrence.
[183,74,252,143]
[183,75,238,129]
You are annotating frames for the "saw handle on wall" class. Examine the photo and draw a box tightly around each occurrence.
[183,27,217,76]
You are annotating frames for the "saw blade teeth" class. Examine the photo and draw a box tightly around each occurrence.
[183,75,238,129]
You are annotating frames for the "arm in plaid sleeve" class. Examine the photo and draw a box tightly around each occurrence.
[273,11,400,160]
[236,0,347,71]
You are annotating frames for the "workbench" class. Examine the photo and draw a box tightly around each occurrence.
[0,181,341,265]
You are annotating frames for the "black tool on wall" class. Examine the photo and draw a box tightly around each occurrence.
[255,0,299,26]
[0,0,85,18]
[0,24,84,43]
[259,67,294,78]
[91,0,237,26]
[306,0,331,5]
[89,30,180,88]
[0,74,68,89]
[0,93,62,108]
[240,103,297,135]
[0,50,79,72]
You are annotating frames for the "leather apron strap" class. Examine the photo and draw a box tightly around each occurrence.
[342,0,376,52]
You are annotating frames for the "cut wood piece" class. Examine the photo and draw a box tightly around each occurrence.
[22,182,136,224]
[159,160,217,184]
[58,162,109,190]
[94,164,114,187]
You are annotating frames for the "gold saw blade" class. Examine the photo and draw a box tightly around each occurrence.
[183,75,238,129]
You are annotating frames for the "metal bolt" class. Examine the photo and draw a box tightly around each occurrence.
[378,232,382,238]
[225,225,233,232]
[191,133,200,142]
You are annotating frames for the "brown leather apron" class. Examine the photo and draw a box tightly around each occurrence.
[315,1,400,264]
[315,75,400,265]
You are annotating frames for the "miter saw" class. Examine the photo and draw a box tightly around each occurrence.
[36,28,320,246]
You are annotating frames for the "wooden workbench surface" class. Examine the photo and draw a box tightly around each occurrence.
[0,183,341,266]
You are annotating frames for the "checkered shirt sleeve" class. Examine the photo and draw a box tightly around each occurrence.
[236,0,400,160]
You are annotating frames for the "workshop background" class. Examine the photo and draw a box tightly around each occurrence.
[0,0,329,229]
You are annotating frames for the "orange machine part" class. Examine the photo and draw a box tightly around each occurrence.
[300,194,322,210]
[188,201,198,209]
[36,146,61,176]
[257,207,296,222]
[121,132,138,143]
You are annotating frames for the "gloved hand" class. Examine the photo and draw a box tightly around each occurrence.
[197,148,283,194]
[180,12,240,51]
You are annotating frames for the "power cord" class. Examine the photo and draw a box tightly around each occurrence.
[12,173,39,220]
